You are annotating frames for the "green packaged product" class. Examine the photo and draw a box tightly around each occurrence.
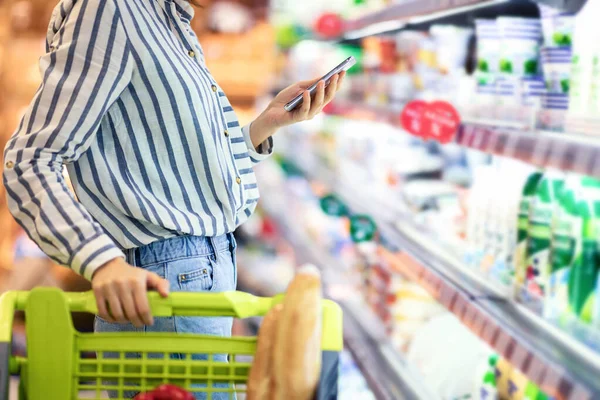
[515,172,543,290]
[525,173,564,298]
[572,178,600,323]
[524,380,550,400]
[546,176,581,321]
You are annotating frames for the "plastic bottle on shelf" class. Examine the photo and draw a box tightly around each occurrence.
[588,1,600,118]
[466,166,492,269]
[569,178,600,324]
[490,164,531,288]
[590,180,600,328]
[525,170,565,307]
[545,175,581,322]
[481,168,502,274]
[568,0,600,119]
[514,171,544,296]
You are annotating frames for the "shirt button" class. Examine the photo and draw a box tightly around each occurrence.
[224,130,229,137]
[236,177,242,184]
[211,85,218,92]
[5,161,14,169]
[188,50,195,58]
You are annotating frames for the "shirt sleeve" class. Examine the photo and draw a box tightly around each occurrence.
[3,0,134,280]
[241,123,274,165]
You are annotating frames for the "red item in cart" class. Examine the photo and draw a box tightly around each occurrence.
[133,385,194,400]
[132,394,154,400]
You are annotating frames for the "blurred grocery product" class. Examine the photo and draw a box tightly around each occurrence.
[567,0,600,122]
[497,17,542,76]
[314,13,344,39]
[538,3,575,47]
[407,313,492,399]
[208,1,254,33]
[546,175,583,321]
[540,46,572,93]
[526,170,565,301]
[475,19,501,76]
[429,25,472,74]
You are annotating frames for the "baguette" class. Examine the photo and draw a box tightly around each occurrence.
[272,265,323,400]
[247,304,283,400]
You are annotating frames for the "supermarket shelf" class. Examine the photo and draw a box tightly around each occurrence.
[456,123,600,178]
[254,191,438,400]
[286,157,600,400]
[339,0,585,40]
[327,100,600,180]
[343,0,505,39]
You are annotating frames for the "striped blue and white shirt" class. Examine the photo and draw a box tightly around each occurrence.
[3,0,272,280]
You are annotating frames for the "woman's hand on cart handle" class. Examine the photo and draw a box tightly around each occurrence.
[249,71,346,148]
[91,258,170,327]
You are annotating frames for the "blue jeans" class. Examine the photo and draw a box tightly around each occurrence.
[94,234,237,400]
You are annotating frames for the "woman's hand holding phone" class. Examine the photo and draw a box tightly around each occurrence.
[248,71,346,149]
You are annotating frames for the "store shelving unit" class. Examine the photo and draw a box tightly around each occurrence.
[284,156,600,400]
[343,0,502,38]
[241,186,437,400]
[340,0,585,39]
[456,123,600,177]
[327,100,600,180]
[269,0,598,398]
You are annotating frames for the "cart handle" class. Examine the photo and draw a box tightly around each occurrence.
[1,290,281,343]
[25,289,275,316]
[0,290,278,377]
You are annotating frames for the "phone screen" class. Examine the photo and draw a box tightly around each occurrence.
[284,56,356,112]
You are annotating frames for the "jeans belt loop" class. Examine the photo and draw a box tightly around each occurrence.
[228,232,235,253]
[209,236,219,263]
[128,247,138,267]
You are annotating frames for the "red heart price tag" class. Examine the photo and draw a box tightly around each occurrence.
[422,101,461,144]
[400,100,428,138]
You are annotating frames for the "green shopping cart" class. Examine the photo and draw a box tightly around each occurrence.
[0,287,343,400]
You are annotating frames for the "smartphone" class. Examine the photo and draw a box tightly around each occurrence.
[284,56,356,112]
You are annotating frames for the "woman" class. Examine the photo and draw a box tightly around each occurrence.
[3,0,343,396]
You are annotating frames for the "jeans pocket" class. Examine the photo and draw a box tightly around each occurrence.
[172,256,215,292]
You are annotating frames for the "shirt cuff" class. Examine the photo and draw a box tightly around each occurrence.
[242,123,274,164]
[68,232,126,280]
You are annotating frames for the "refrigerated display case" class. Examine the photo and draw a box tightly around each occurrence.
[243,0,600,399]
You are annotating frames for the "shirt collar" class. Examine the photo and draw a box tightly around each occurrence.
[169,0,195,20]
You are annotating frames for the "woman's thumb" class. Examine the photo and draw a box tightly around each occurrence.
[147,272,170,297]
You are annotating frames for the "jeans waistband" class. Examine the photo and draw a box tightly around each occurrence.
[125,234,235,267]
